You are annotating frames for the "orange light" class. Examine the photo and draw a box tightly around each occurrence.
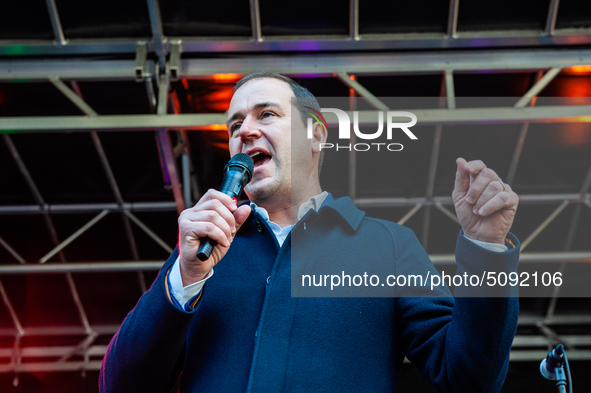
[567,65,591,74]
[208,124,228,131]
[575,116,591,123]
[350,74,356,80]
[208,90,233,101]
[212,73,242,82]
[171,91,182,114]
[556,123,591,146]
[213,141,230,150]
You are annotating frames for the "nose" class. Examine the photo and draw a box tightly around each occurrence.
[238,116,261,143]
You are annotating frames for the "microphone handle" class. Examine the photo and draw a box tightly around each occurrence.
[196,187,236,262]
[196,239,217,262]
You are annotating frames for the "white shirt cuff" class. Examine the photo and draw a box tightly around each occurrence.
[170,256,214,306]
[463,234,509,253]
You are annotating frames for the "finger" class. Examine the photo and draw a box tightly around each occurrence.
[233,205,252,235]
[182,209,234,243]
[191,189,237,212]
[472,180,510,215]
[465,167,500,205]
[185,220,232,247]
[183,198,237,232]
[463,159,487,177]
[477,191,519,217]
[453,157,470,199]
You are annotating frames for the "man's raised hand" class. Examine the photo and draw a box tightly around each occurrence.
[177,189,251,286]
[452,158,519,245]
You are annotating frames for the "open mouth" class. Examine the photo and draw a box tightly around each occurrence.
[249,151,272,168]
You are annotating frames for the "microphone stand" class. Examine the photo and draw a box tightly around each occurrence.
[553,363,567,393]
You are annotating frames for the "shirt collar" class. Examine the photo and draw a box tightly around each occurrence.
[250,191,329,226]
[250,192,364,231]
[296,191,329,220]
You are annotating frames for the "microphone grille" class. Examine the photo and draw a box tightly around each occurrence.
[229,152,254,174]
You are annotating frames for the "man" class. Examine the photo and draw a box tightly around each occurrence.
[100,71,520,392]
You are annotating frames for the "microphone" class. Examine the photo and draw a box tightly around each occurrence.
[540,344,565,380]
[196,153,254,261]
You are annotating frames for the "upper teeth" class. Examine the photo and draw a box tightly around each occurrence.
[249,151,262,158]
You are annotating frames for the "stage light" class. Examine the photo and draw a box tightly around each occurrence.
[563,65,591,75]
[193,124,228,131]
[212,73,242,82]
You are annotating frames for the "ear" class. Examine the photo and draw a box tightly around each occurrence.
[310,121,328,154]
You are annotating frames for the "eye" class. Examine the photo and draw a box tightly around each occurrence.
[230,122,242,133]
[261,111,275,119]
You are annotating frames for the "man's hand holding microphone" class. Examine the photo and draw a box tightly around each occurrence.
[177,153,254,286]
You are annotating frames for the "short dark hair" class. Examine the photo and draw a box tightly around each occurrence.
[233,71,325,175]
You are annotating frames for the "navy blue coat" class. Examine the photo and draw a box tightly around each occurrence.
[100,196,520,392]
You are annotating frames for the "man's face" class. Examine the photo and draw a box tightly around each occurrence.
[227,78,313,204]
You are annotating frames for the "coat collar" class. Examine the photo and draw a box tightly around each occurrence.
[318,193,365,232]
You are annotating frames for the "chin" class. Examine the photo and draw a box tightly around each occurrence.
[244,180,270,200]
[245,180,275,201]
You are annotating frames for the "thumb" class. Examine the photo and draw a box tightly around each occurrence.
[453,157,470,200]
[234,205,252,233]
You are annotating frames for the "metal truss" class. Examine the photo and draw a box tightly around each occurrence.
[0,193,587,213]
[0,201,176,214]
[3,48,591,81]
[1,0,591,377]
[1,251,591,275]
[0,316,589,374]
[2,31,591,58]
[0,0,588,57]
[3,104,591,132]
[0,76,180,381]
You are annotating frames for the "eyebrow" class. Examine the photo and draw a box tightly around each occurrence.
[226,102,281,128]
